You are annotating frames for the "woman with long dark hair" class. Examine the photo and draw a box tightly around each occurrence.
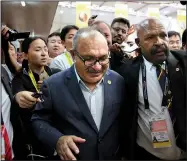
[12,36,60,159]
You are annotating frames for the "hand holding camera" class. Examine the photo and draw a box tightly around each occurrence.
[1,24,30,41]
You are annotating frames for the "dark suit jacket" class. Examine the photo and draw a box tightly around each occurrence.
[1,65,27,159]
[118,50,187,159]
[31,65,125,160]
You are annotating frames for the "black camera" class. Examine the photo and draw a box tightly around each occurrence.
[90,15,98,19]
[2,26,30,41]
[7,29,30,41]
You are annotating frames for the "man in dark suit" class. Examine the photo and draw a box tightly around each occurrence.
[119,18,187,160]
[31,28,125,160]
[109,17,131,71]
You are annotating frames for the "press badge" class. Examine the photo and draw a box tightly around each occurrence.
[149,111,171,148]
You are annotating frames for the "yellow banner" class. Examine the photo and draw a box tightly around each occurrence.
[177,10,186,22]
[115,3,128,18]
[177,10,186,36]
[76,2,91,28]
[147,8,160,19]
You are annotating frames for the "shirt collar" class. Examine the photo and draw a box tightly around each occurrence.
[143,56,153,71]
[74,65,81,83]
[142,56,166,71]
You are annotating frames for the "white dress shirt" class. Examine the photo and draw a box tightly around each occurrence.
[74,66,104,130]
[137,57,181,160]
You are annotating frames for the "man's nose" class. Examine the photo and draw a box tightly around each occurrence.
[41,49,48,56]
[172,43,178,48]
[117,30,123,35]
[54,42,59,46]
[92,62,102,71]
[155,36,163,45]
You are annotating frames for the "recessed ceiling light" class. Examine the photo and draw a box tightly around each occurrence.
[21,1,26,7]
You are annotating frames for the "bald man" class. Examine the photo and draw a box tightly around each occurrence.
[91,21,112,47]
[91,21,131,72]
[119,18,187,160]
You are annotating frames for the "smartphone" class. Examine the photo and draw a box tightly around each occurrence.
[90,15,98,19]
[32,92,42,98]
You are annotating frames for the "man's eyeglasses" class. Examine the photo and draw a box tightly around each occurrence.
[74,51,111,67]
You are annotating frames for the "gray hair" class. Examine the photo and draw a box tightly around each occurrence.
[72,27,107,51]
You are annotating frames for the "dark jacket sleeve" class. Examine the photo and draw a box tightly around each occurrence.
[12,72,26,95]
[110,52,124,71]
[170,50,187,151]
[31,80,63,155]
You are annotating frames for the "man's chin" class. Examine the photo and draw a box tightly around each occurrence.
[116,40,123,45]
[154,55,167,64]
[87,74,103,82]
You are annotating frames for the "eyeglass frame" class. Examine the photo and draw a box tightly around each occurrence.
[73,50,111,67]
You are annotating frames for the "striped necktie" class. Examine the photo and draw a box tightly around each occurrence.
[155,64,179,138]
[155,64,166,93]
[155,64,175,123]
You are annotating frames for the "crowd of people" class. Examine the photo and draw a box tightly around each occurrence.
[1,15,187,160]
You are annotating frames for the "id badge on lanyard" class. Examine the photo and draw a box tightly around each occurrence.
[148,109,172,148]
[141,62,172,148]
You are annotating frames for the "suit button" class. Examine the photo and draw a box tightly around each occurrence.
[98,138,102,143]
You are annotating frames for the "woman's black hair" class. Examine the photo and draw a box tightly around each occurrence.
[21,36,47,54]
[1,36,16,74]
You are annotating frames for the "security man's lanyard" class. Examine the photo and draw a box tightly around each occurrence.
[141,62,171,110]
[28,69,39,93]
[65,52,73,66]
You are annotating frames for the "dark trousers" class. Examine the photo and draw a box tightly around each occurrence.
[134,144,161,160]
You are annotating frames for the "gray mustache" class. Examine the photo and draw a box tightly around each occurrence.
[86,68,102,73]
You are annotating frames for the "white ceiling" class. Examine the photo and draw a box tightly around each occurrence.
[1,1,58,37]
[50,1,186,33]
[2,1,186,37]
[57,1,186,16]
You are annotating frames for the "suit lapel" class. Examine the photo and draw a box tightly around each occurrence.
[99,57,142,137]
[167,53,181,93]
[66,66,98,133]
[129,56,142,91]
[99,71,113,137]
